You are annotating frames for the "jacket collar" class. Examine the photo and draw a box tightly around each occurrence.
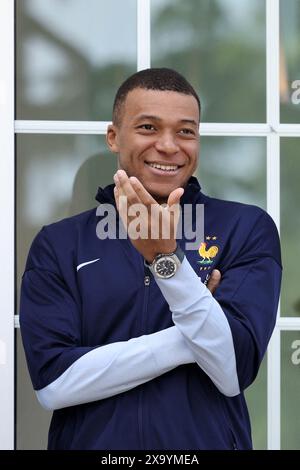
[95,176,202,206]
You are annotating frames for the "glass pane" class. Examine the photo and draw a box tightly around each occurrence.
[280,138,300,317]
[199,137,266,208]
[200,136,267,448]
[199,137,266,448]
[16,134,116,448]
[245,356,267,450]
[151,0,266,123]
[16,0,137,120]
[16,133,115,304]
[17,329,51,449]
[281,331,300,449]
[280,0,300,123]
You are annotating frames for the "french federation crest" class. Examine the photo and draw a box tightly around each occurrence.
[197,236,219,271]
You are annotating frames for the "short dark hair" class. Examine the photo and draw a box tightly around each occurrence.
[112,67,201,126]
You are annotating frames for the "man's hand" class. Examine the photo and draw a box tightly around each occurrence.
[114,170,183,262]
[114,170,222,294]
[206,269,221,295]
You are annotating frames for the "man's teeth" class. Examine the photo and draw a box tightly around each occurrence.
[148,163,179,171]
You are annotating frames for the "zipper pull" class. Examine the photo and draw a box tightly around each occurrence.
[144,264,151,286]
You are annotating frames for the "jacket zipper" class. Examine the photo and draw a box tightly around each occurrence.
[138,265,151,449]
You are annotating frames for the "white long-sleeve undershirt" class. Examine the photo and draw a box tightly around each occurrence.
[36,257,239,411]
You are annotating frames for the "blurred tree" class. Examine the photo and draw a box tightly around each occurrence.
[151,0,266,123]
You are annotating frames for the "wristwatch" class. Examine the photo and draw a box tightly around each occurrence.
[145,245,185,279]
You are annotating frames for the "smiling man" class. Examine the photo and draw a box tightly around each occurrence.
[20,68,282,450]
[107,86,199,203]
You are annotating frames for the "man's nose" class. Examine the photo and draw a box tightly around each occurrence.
[154,132,180,154]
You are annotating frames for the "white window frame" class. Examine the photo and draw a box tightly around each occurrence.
[1,0,300,450]
[0,0,15,451]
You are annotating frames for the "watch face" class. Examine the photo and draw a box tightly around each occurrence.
[154,256,177,278]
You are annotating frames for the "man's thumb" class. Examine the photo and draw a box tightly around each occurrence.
[167,187,184,208]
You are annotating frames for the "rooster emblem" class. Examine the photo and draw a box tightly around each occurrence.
[198,242,219,265]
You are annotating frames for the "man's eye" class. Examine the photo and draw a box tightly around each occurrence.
[180,128,194,135]
[139,124,155,131]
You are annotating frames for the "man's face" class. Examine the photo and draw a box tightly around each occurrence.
[107,88,200,202]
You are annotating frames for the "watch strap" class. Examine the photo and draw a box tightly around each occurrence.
[144,244,185,268]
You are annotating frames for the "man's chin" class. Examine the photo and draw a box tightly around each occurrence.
[145,186,174,204]
[141,179,183,203]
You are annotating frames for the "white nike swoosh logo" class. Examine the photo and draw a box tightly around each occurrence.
[76,258,100,272]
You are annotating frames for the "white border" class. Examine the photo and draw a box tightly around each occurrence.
[0,0,15,450]
[15,120,111,134]
[277,318,300,330]
[15,120,300,137]
[137,0,150,70]
[267,328,281,449]
[267,132,280,231]
[267,0,280,129]
[14,315,300,330]
[266,0,281,450]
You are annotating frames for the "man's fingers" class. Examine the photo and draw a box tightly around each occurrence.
[207,269,221,294]
[113,186,119,211]
[129,176,157,206]
[114,170,142,205]
[167,187,184,208]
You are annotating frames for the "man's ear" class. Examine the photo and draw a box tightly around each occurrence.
[106,124,120,153]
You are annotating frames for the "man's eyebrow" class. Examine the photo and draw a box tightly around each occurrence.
[179,119,198,126]
[134,114,162,122]
[133,115,198,126]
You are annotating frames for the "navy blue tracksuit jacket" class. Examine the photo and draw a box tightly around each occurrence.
[20,177,282,449]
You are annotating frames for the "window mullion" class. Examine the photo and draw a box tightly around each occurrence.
[0,0,15,450]
[137,0,151,70]
[266,0,281,451]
